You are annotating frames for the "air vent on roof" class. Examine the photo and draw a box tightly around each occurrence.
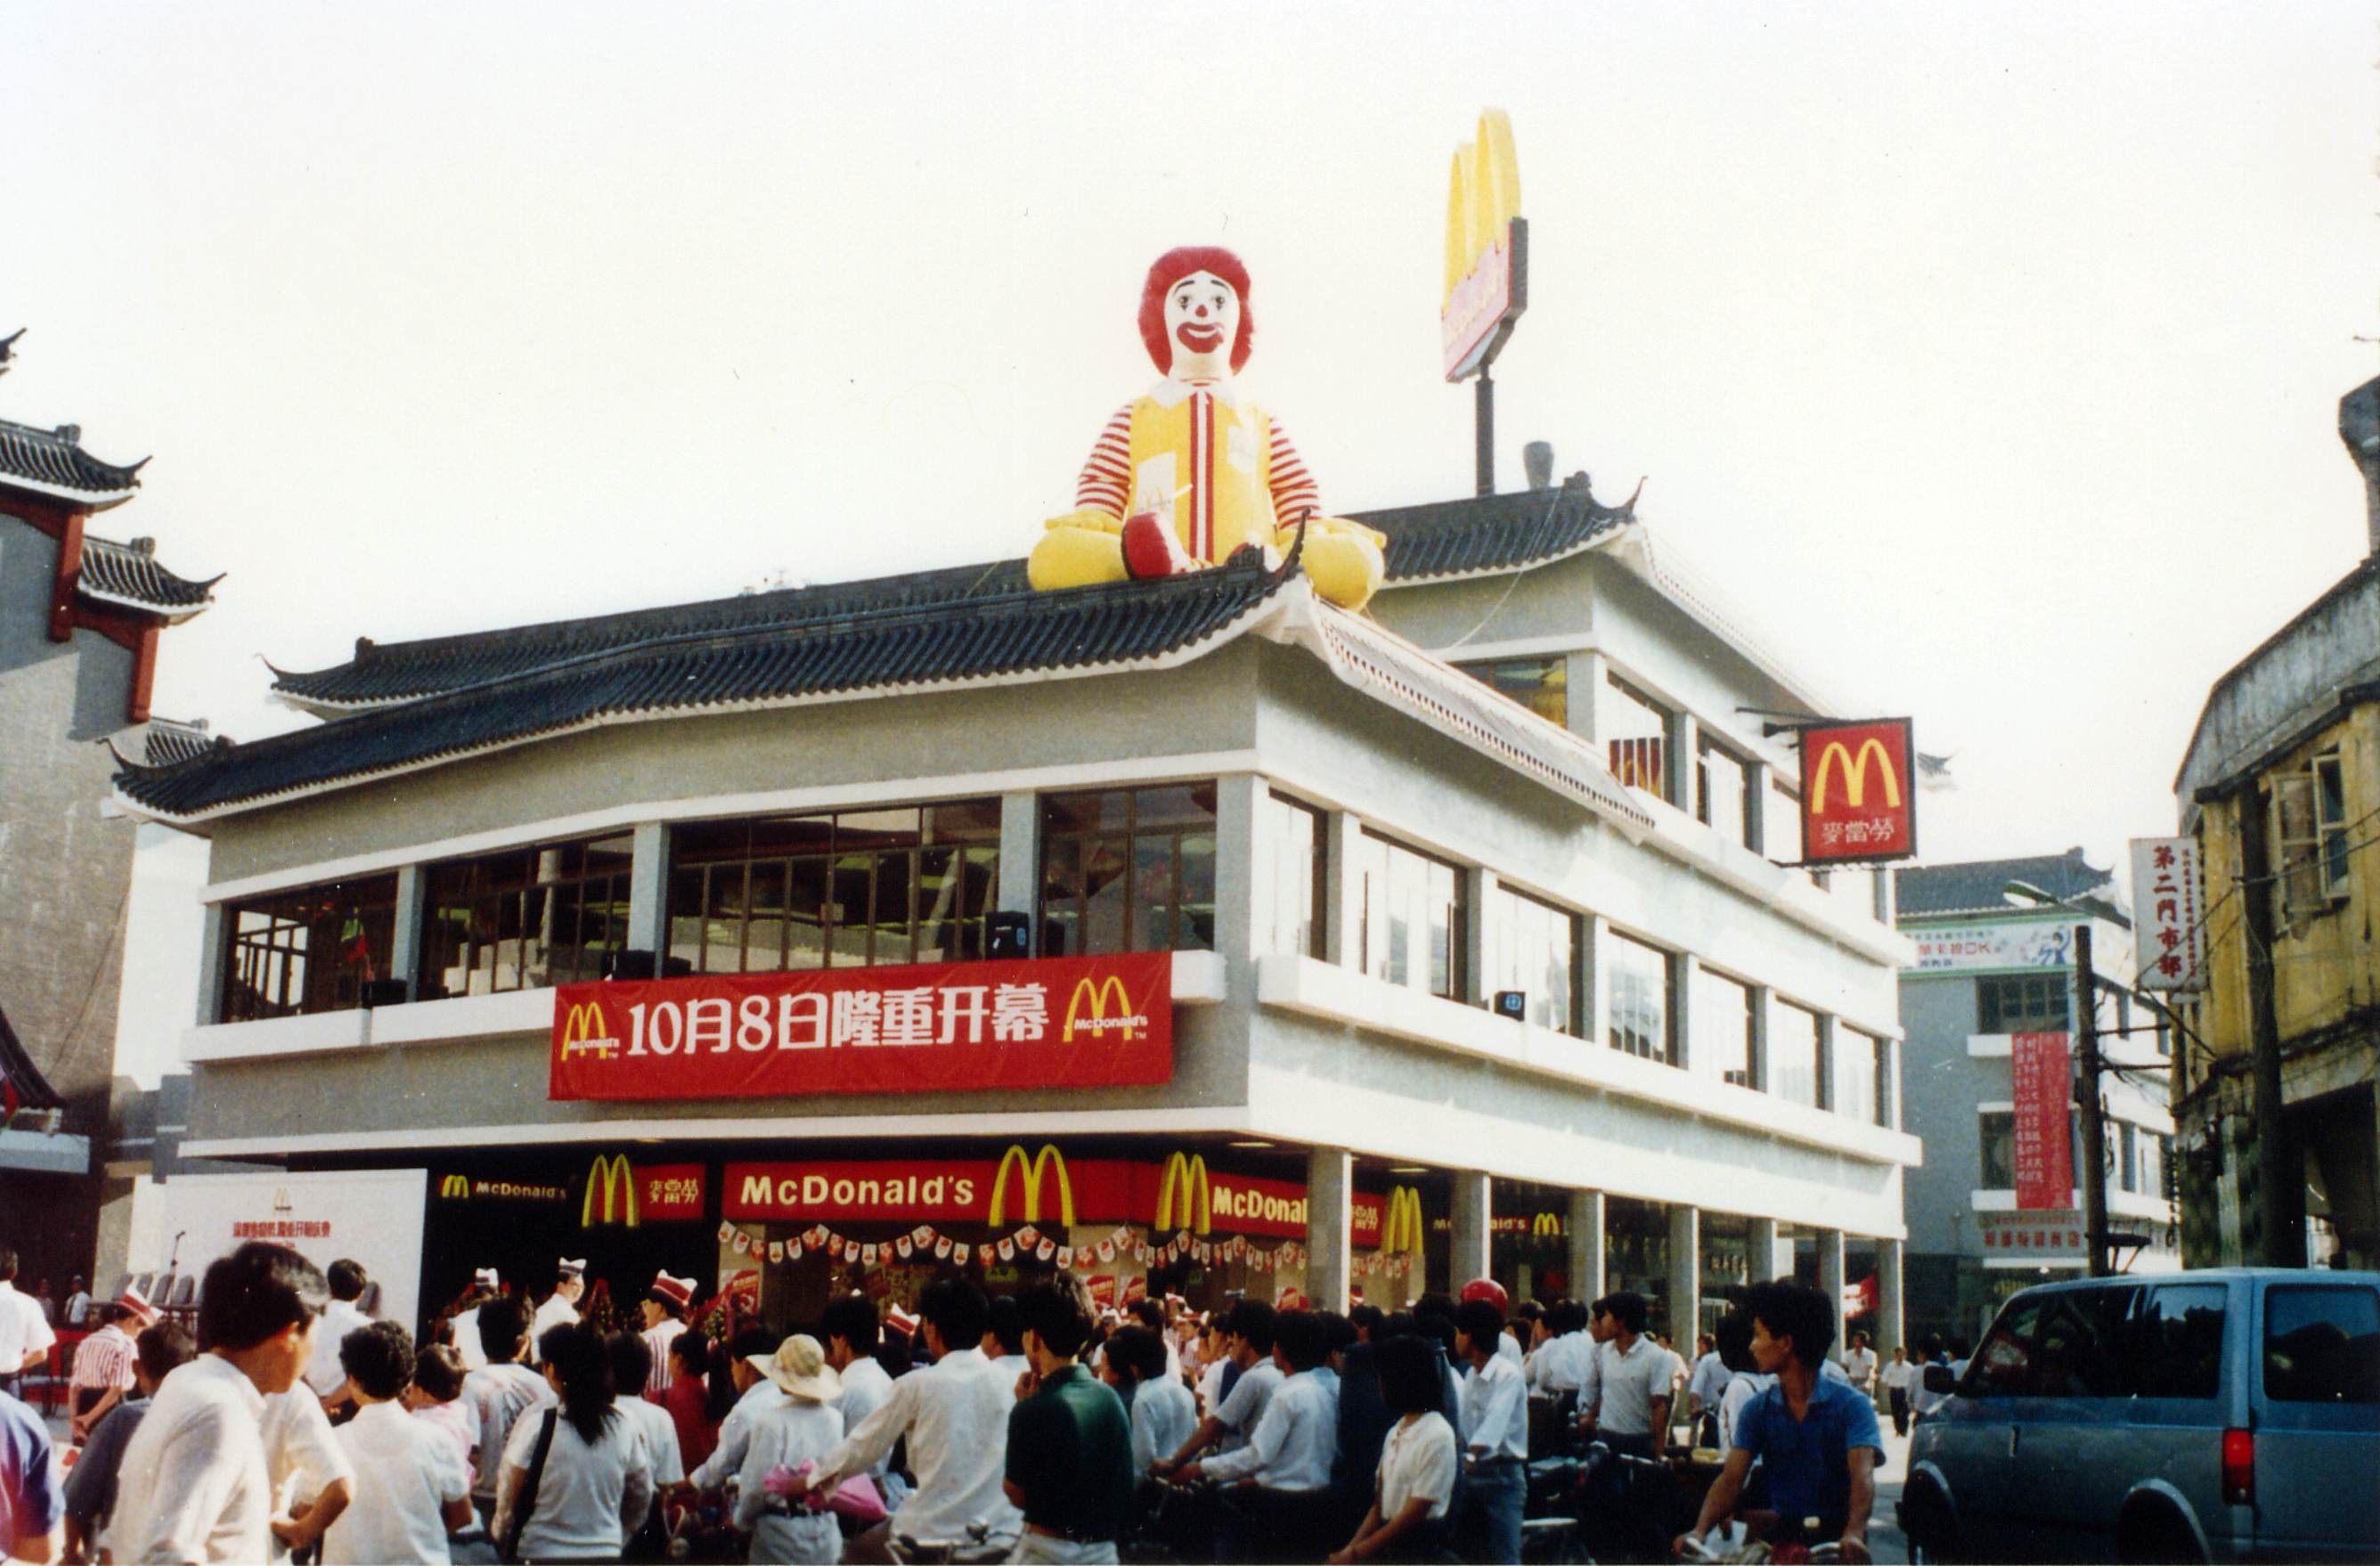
[1524,441,1553,490]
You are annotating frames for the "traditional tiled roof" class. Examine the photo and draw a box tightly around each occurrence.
[0,416,144,508]
[117,558,1290,822]
[1351,477,1637,586]
[270,559,1032,714]
[77,534,219,622]
[139,719,220,769]
[1895,847,2120,921]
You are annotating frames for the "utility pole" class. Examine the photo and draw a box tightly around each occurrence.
[2076,924,2111,1277]
[1475,366,1496,496]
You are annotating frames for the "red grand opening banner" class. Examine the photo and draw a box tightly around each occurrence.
[549,953,1171,1102]
[2011,1031,2074,1211]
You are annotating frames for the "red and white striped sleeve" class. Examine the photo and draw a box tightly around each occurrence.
[1072,404,1137,518]
[1265,415,1323,524]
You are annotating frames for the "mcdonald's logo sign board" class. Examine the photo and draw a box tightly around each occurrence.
[725,1152,1132,1224]
[549,952,1170,1102]
[1798,718,1917,865]
[434,1174,568,1203]
[1442,109,1527,381]
[1131,1161,1316,1240]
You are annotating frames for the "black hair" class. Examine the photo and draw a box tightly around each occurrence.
[1601,1291,1650,1334]
[1513,1300,1545,1325]
[478,1294,534,1363]
[1128,1297,1166,1332]
[1380,1309,1416,1341]
[822,1294,880,1356]
[0,1247,16,1283]
[1315,1309,1356,1358]
[1414,1312,1457,1360]
[340,1319,415,1402]
[728,1324,778,1364]
[1109,1324,1165,1383]
[1550,1300,1591,1335]
[1743,1279,1835,1371]
[983,1293,1026,1356]
[136,1320,196,1384]
[1455,1297,1504,1353]
[670,1327,712,1374]
[1226,1298,1276,1356]
[198,1241,328,1353]
[1349,1303,1384,1337]
[607,1329,653,1398]
[413,1342,468,1402]
[539,1322,616,1446]
[1412,1293,1456,1326]
[327,1259,369,1302]
[642,1287,687,1320]
[703,1337,740,1423]
[918,1278,989,1350]
[1376,1334,1440,1415]
[1273,1309,1328,1373]
[1714,1310,1756,1374]
[1017,1275,1096,1360]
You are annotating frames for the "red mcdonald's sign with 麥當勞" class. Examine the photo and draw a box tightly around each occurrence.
[548,952,1170,1101]
[1797,717,1917,865]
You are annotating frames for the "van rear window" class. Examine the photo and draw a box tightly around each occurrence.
[2265,1285,2380,1405]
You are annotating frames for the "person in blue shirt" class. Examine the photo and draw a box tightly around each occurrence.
[1,1387,62,1563]
[1675,1280,1881,1564]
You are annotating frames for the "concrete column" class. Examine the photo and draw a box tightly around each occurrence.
[997,789,1040,948]
[1667,1204,1700,1342]
[389,863,427,1000]
[1569,1188,1607,1301]
[626,821,671,958]
[1451,1171,1494,1291]
[1743,759,1769,856]
[1565,650,1608,746]
[1323,809,1355,968]
[194,901,227,1026]
[1748,985,1773,1093]
[1583,915,1609,1050]
[1212,775,1260,990]
[1672,711,1699,815]
[1463,866,1492,1006]
[1674,953,1700,1073]
[1747,1218,1793,1284]
[1816,1012,1838,1113]
[1815,1228,1846,1343]
[1307,1146,1355,1313]
[1874,1237,1905,1360]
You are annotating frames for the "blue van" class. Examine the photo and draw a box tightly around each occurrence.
[1898,1268,2380,1562]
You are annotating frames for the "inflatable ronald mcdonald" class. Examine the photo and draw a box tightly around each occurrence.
[1027,247,1387,612]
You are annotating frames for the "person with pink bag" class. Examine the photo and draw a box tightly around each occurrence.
[719,1335,846,1564]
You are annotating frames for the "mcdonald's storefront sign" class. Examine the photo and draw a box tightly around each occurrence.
[1798,718,1917,865]
[726,1152,1131,1224]
[581,1157,706,1227]
[549,952,1170,1103]
[1442,108,1527,381]
[435,1174,568,1203]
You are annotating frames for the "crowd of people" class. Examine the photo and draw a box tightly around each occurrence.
[0,1239,1887,1565]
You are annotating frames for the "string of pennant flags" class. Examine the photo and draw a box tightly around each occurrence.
[715,1219,1418,1278]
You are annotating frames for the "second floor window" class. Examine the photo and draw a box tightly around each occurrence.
[1258,791,1327,959]
[423,836,633,997]
[1040,785,1217,957]
[1355,829,1464,1000]
[1977,972,2069,1034]
[1455,656,1568,728]
[1483,884,1581,1033]
[221,874,399,1023]
[1773,999,1822,1108]
[1691,967,1755,1086]
[1606,931,1675,1063]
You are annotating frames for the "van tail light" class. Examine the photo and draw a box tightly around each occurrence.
[2221,1427,2254,1505]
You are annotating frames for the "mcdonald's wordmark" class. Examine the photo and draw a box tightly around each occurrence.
[550,953,1170,1102]
[1797,717,1917,864]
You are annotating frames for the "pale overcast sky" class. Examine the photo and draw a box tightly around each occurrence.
[6,1,2375,885]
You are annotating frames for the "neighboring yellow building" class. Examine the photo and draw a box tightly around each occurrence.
[2172,380,2380,1268]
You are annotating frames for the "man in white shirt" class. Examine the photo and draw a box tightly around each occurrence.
[104,1241,328,1563]
[528,1258,584,1357]
[607,1332,684,1491]
[305,1258,373,1414]
[1577,1292,1673,1460]
[684,1326,790,1495]
[322,1319,472,1564]
[1530,1301,1594,1399]
[1157,1299,1281,1470]
[805,1278,1024,1562]
[1451,1296,1528,1565]
[823,1294,900,1495]
[639,1270,695,1397]
[259,1376,355,1561]
[1879,1345,1916,1436]
[460,1294,556,1527]
[1685,1333,1729,1448]
[0,1246,56,1399]
[61,1276,93,1330]
[1182,1309,1342,1561]
[1840,1330,1879,1403]
[448,1268,500,1372]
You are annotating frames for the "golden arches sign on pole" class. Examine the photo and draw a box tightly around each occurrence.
[1445,109,1521,306]
[1155,1153,1211,1236]
[583,1154,640,1228]
[1382,1187,1426,1253]
[1809,738,1904,814]
[988,1144,1075,1228]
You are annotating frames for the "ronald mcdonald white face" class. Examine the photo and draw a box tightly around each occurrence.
[1163,270,1241,378]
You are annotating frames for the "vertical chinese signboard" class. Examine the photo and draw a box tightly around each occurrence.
[1799,718,1918,864]
[2011,1031,2074,1211]
[2130,837,2205,991]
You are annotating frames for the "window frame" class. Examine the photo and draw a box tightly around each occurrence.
[420,834,635,998]
[1605,928,1678,1065]
[1039,784,1219,959]
[1353,828,1469,1001]
[219,873,402,1023]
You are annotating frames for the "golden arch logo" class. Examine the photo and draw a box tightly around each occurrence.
[1531,1211,1564,1239]
[1382,1187,1426,1253]
[583,1154,640,1228]
[1445,109,1520,305]
[440,1174,470,1200]
[989,1145,1074,1227]
[558,1001,620,1060]
[1809,738,1903,813]
[1155,1153,1212,1236]
[1062,976,1143,1044]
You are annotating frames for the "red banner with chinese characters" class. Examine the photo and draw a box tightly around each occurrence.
[549,953,1170,1101]
[636,1163,706,1220]
[2012,1031,2074,1211]
[1799,718,1918,863]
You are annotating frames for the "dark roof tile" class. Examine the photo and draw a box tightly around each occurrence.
[1349,479,1637,584]
[77,534,218,620]
[1895,847,2117,919]
[0,417,143,504]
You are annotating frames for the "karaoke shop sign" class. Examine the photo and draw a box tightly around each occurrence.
[549,952,1170,1100]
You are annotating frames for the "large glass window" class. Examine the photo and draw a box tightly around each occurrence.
[1697,736,1756,850]
[1977,973,2069,1033]
[1605,675,1673,803]
[1836,1026,1885,1125]
[1258,791,1326,959]
[1691,967,1754,1086]
[1967,1285,2141,1399]
[1455,656,1566,728]
[670,801,1001,975]
[2130,1285,2226,1399]
[422,836,633,997]
[2265,1283,2380,1404]
[1772,1000,1822,1107]
[1040,785,1216,957]
[1354,829,1464,1000]
[1606,932,1675,1063]
[1483,884,1581,1033]
[1978,1111,2016,1189]
[220,874,400,1022]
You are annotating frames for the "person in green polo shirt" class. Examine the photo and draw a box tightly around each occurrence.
[1004,1276,1136,1564]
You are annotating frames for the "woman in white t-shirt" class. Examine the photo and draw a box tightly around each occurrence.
[1330,1335,1457,1565]
[494,1323,654,1563]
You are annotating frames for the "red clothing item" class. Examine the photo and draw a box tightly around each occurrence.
[656,1375,718,1472]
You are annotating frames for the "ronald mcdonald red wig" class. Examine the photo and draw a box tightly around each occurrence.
[1138,246,1254,374]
